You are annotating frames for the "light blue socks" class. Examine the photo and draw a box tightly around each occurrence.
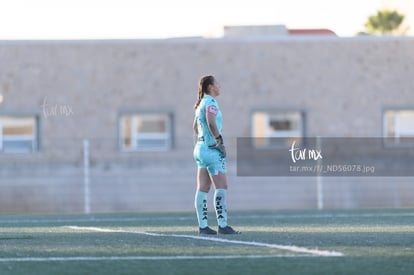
[195,191,208,228]
[195,189,228,228]
[214,189,228,228]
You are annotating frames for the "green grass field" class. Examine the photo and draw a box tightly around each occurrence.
[1,209,414,275]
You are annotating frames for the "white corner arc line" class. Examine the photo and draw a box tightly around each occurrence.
[65,226,344,257]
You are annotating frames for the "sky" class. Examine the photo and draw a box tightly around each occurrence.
[0,0,393,39]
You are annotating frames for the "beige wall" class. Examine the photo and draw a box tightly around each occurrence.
[0,37,413,213]
[1,37,414,159]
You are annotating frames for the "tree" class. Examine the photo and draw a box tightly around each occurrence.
[364,10,406,35]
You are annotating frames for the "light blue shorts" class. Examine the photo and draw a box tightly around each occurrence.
[193,143,226,176]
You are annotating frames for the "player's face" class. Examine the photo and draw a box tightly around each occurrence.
[210,81,221,97]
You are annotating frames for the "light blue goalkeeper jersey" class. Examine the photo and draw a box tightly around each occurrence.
[195,95,222,146]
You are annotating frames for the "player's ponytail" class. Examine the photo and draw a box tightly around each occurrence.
[194,75,215,109]
[194,89,204,110]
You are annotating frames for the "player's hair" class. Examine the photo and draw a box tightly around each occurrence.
[194,75,215,109]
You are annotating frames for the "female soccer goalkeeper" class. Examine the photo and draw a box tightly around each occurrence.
[193,75,240,235]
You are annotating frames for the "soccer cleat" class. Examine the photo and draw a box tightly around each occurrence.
[218,225,241,235]
[199,226,218,235]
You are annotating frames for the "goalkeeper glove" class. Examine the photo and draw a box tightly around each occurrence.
[209,135,226,158]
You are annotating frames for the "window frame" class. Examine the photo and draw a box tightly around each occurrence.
[383,108,414,147]
[0,114,39,153]
[251,109,305,149]
[118,111,174,152]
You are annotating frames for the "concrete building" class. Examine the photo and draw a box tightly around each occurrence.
[0,34,413,214]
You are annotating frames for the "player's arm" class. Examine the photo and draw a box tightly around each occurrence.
[206,108,220,138]
[206,105,221,139]
[206,105,226,157]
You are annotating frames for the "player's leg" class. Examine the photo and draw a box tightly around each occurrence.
[197,167,212,193]
[195,168,216,234]
[209,157,241,235]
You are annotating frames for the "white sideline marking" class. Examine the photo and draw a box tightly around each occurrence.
[0,254,315,262]
[66,226,344,257]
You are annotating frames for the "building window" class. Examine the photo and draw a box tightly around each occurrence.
[0,116,38,153]
[252,111,304,148]
[120,113,173,151]
[384,109,414,145]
